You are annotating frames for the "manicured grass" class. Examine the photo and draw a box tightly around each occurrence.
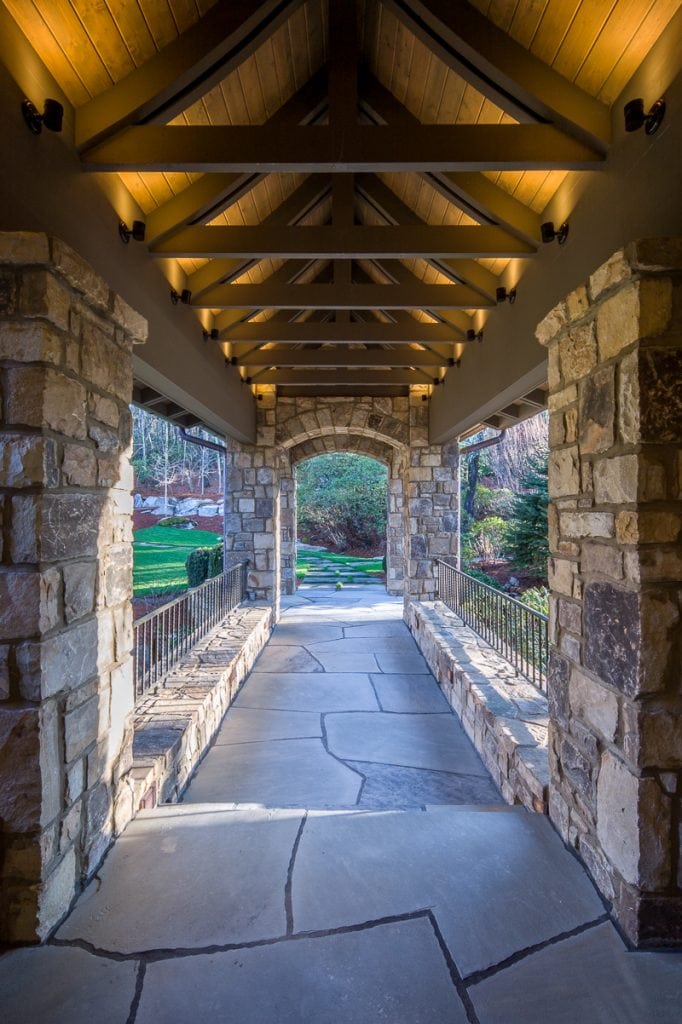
[133,525,221,597]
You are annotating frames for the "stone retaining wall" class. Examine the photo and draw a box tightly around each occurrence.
[130,603,272,808]
[405,601,549,813]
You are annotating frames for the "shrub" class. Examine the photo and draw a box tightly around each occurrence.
[464,568,504,591]
[466,516,510,562]
[157,515,193,528]
[519,586,550,617]
[186,544,222,587]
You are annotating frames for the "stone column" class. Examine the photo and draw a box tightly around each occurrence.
[386,447,407,596]
[280,462,296,597]
[225,386,281,606]
[538,238,682,947]
[405,387,460,599]
[0,232,146,942]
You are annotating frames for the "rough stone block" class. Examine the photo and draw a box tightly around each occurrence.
[19,270,70,330]
[559,322,597,383]
[0,321,62,364]
[0,707,41,831]
[579,364,615,454]
[62,445,97,487]
[11,493,104,562]
[0,569,60,641]
[593,454,639,505]
[63,562,97,623]
[639,349,682,443]
[549,447,579,497]
[597,750,671,890]
[16,617,99,700]
[80,320,132,402]
[569,667,618,742]
[583,582,640,697]
[0,435,58,489]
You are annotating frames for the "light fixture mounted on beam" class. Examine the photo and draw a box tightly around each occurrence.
[540,221,569,245]
[624,97,666,135]
[202,328,219,341]
[170,288,192,305]
[22,98,64,134]
[118,220,146,244]
[496,287,517,304]
[466,329,484,343]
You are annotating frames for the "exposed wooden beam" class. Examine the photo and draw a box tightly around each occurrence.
[213,259,316,333]
[222,321,466,344]
[382,0,610,150]
[82,124,603,173]
[357,174,499,298]
[244,369,440,385]
[153,224,535,259]
[75,0,305,150]
[376,264,473,336]
[236,347,446,367]
[328,0,358,129]
[359,72,541,244]
[186,176,331,298]
[145,72,327,244]
[195,281,492,309]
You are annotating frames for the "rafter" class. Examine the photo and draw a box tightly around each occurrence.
[213,259,318,333]
[195,281,492,310]
[235,347,446,367]
[75,0,306,150]
[382,0,610,150]
[243,369,440,386]
[357,174,499,299]
[186,176,331,299]
[152,224,535,259]
[221,321,467,344]
[82,124,602,173]
[145,72,327,245]
[360,71,541,245]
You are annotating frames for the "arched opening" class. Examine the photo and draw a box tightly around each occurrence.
[293,451,389,590]
[280,428,409,598]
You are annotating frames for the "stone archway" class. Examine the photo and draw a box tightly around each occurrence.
[225,388,460,611]
[286,432,407,597]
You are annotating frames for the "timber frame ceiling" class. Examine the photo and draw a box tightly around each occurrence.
[4,0,680,405]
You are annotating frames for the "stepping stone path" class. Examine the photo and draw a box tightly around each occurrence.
[3,586,680,1023]
[298,551,385,586]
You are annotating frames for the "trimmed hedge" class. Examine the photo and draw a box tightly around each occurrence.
[186,544,223,587]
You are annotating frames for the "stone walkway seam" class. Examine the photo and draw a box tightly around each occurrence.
[4,588,681,1024]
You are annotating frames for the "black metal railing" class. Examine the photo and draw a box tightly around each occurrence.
[436,560,549,692]
[133,560,248,698]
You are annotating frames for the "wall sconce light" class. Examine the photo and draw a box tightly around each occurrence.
[170,288,192,305]
[624,97,665,135]
[496,286,517,304]
[22,98,64,134]
[466,329,484,342]
[541,221,569,245]
[118,220,146,244]
[202,328,219,341]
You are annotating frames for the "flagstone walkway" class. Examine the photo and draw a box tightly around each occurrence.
[2,587,680,1023]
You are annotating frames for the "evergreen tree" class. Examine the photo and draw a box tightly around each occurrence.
[505,446,549,573]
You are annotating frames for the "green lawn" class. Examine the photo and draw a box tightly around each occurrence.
[296,549,385,580]
[133,525,221,597]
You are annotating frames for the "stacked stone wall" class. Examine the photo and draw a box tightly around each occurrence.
[538,238,682,946]
[226,390,459,606]
[0,232,146,942]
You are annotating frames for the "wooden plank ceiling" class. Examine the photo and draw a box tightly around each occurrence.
[4,0,680,407]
